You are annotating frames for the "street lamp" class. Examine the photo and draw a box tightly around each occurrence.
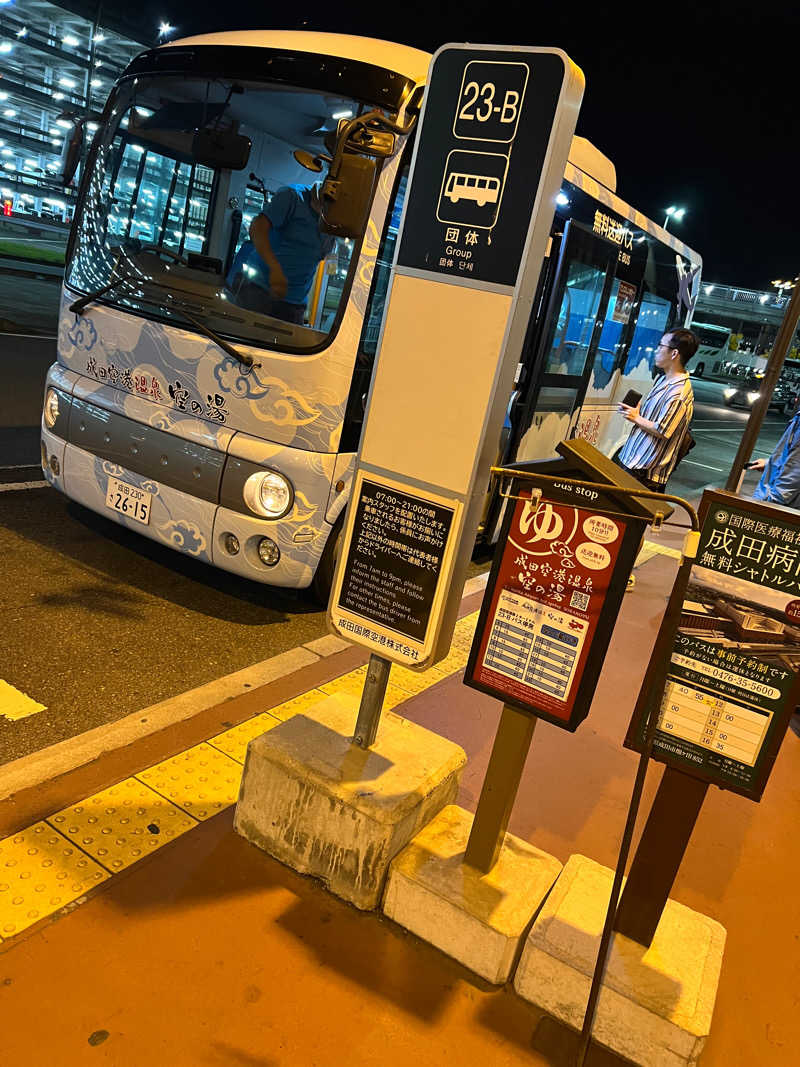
[663,205,686,231]
[158,22,175,40]
[772,278,797,302]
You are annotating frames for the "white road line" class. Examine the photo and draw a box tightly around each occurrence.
[0,333,57,339]
[0,481,47,493]
[684,460,725,471]
[0,680,47,722]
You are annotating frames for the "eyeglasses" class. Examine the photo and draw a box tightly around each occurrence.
[656,342,676,351]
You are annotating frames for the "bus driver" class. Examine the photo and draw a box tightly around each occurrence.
[226,182,335,325]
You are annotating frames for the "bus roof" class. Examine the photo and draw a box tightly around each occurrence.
[165,30,432,85]
[163,30,701,268]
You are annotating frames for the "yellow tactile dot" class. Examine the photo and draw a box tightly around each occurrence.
[208,714,283,764]
[137,743,243,819]
[433,643,470,676]
[48,779,198,872]
[319,668,410,711]
[387,662,452,697]
[0,821,109,938]
[265,688,329,723]
[450,612,479,651]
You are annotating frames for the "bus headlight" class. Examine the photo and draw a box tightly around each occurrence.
[747,391,761,404]
[723,388,736,399]
[44,388,60,428]
[243,470,293,519]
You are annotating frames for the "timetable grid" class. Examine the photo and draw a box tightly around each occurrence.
[483,596,586,703]
[657,680,770,768]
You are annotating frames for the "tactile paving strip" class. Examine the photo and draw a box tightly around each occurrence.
[0,821,109,939]
[320,669,410,710]
[388,662,453,697]
[48,778,198,873]
[137,743,243,819]
[448,612,479,651]
[208,713,283,764]
[265,688,329,722]
[208,691,329,763]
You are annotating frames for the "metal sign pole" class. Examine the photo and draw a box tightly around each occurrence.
[464,704,537,872]
[575,501,699,1067]
[461,460,695,895]
[353,653,391,748]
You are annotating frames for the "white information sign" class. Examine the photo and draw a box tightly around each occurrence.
[329,43,584,668]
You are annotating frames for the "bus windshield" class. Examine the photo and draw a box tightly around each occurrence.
[66,73,365,351]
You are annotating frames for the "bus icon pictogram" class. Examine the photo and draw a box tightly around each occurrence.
[437,150,509,230]
[444,172,501,208]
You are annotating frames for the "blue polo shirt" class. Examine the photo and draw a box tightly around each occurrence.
[227,184,335,305]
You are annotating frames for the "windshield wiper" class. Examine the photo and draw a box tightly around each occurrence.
[162,302,257,370]
[70,278,256,370]
[69,272,141,315]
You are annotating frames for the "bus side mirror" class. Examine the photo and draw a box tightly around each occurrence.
[320,154,377,238]
[58,117,85,187]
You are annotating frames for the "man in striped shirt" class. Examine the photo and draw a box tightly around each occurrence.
[616,328,698,492]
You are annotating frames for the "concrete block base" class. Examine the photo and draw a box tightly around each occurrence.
[234,694,466,910]
[514,855,726,1067]
[383,805,562,984]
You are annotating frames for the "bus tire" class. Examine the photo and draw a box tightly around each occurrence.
[311,512,344,605]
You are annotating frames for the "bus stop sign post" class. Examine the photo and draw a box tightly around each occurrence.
[329,44,585,746]
[461,442,666,873]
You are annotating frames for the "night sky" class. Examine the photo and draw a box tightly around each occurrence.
[115,1,800,291]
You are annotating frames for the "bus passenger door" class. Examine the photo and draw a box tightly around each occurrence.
[507,220,616,465]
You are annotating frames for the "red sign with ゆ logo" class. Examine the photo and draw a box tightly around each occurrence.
[466,492,628,726]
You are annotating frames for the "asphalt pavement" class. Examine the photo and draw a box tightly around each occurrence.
[0,485,330,764]
[668,376,786,500]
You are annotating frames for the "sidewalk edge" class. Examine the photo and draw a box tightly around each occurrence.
[0,573,489,807]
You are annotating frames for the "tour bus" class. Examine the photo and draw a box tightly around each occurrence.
[689,321,731,377]
[41,31,702,599]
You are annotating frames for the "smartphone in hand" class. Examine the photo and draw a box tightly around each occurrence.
[621,390,642,408]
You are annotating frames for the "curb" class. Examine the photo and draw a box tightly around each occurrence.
[0,573,489,831]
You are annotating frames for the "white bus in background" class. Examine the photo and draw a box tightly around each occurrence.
[690,321,731,377]
[41,31,702,599]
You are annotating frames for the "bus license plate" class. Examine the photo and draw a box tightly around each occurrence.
[105,476,152,525]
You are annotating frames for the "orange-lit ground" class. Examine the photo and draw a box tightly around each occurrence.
[1,553,797,1066]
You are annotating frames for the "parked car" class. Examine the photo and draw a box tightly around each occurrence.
[723,377,797,414]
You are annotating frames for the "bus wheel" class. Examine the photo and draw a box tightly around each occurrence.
[311,513,344,605]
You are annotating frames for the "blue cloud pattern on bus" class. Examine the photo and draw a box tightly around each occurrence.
[67,316,98,352]
[158,519,206,556]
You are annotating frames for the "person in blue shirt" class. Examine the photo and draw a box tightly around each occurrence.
[749,411,800,738]
[750,410,800,507]
[226,183,335,325]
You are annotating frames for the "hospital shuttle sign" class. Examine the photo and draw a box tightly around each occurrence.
[329,44,584,667]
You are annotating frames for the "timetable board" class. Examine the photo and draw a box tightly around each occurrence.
[465,480,645,731]
[483,591,587,702]
[658,680,770,769]
[626,490,800,801]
